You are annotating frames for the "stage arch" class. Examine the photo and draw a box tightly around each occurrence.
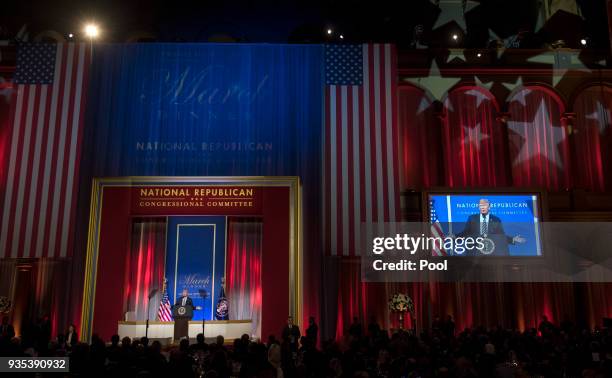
[80,176,302,342]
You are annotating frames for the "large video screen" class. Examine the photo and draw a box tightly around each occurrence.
[428,193,542,256]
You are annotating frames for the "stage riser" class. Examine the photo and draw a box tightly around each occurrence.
[117,321,253,340]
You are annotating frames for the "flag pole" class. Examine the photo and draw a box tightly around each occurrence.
[145,288,158,339]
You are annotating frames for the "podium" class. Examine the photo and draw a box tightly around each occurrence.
[477,234,510,256]
[172,305,194,341]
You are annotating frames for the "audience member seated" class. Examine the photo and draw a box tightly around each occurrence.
[0,315,610,377]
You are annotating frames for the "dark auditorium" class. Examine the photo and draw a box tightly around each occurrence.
[1,1,612,377]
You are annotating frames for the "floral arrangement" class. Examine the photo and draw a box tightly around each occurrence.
[388,293,414,315]
[0,296,11,313]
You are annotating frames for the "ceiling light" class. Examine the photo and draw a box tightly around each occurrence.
[84,23,99,38]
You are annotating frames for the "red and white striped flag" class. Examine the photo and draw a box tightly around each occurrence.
[429,199,447,256]
[323,44,401,256]
[0,43,90,258]
[157,285,173,322]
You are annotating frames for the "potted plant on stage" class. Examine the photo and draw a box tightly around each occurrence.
[388,293,414,332]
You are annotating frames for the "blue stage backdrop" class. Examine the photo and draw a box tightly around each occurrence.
[165,216,227,321]
[73,43,324,326]
[83,43,323,177]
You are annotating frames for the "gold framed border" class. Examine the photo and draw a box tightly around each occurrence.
[80,176,302,342]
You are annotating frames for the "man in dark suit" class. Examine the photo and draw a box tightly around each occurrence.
[172,289,194,342]
[281,316,301,352]
[174,288,194,310]
[457,198,525,256]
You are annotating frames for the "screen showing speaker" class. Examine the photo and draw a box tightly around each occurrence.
[428,193,543,257]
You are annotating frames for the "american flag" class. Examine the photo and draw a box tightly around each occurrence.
[429,200,447,256]
[0,43,90,259]
[323,44,401,256]
[157,285,173,322]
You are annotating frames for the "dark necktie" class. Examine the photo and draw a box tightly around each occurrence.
[480,215,488,235]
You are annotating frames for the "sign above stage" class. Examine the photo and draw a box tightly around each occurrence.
[131,186,262,215]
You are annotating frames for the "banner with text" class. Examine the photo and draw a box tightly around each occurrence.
[165,216,227,321]
[131,186,262,215]
[83,44,323,178]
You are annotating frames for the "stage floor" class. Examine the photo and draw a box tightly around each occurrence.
[118,320,253,341]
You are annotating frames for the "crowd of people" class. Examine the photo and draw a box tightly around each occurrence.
[1,314,611,377]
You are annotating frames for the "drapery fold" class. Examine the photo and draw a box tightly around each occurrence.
[399,86,443,189]
[123,218,166,322]
[0,259,16,301]
[226,218,263,338]
[442,86,508,187]
[30,259,70,339]
[399,84,585,190]
[507,87,571,189]
[572,85,612,191]
[0,259,70,339]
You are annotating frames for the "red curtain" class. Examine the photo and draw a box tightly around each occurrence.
[507,87,571,189]
[341,84,612,342]
[0,260,15,302]
[226,217,262,337]
[30,259,71,339]
[332,261,427,338]
[0,259,70,339]
[400,84,610,189]
[123,218,166,321]
[442,86,508,187]
[399,86,443,189]
[572,85,612,191]
[331,260,612,339]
